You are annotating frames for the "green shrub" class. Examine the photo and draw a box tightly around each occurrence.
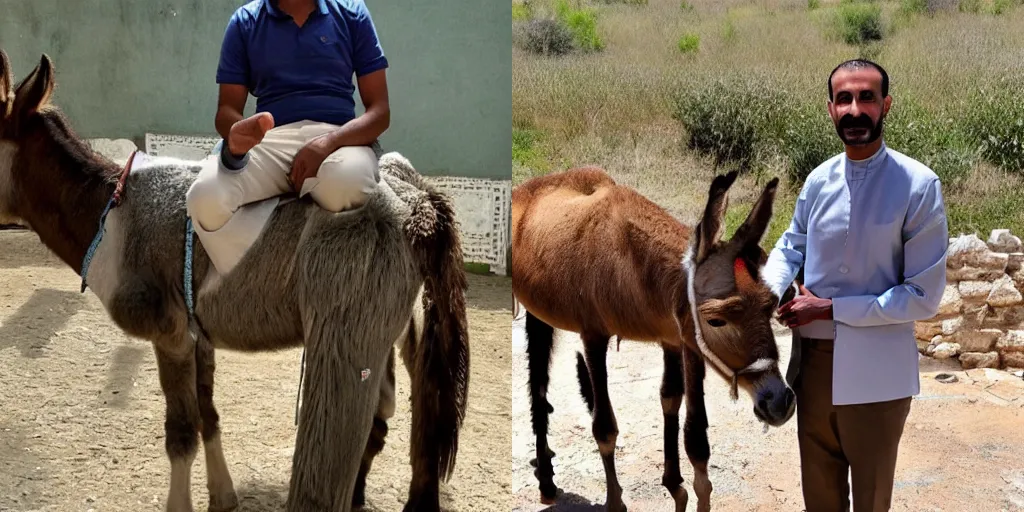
[517,18,575,56]
[681,0,694,10]
[899,0,928,14]
[671,77,787,171]
[959,0,982,12]
[884,101,977,183]
[512,2,531,21]
[808,0,820,9]
[722,17,736,42]
[598,0,648,4]
[962,79,1024,173]
[556,0,604,52]
[677,33,700,53]
[836,2,884,45]
[778,103,842,184]
[513,129,550,171]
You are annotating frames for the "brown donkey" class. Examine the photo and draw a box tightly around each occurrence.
[512,167,797,512]
[0,52,469,512]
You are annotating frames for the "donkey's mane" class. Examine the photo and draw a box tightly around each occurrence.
[36,108,121,186]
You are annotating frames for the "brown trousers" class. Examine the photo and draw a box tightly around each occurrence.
[792,336,912,512]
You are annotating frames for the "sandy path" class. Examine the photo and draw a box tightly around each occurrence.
[512,312,1024,511]
[0,230,512,511]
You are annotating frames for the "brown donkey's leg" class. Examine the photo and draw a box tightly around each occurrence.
[660,345,688,512]
[681,346,713,512]
[195,331,238,512]
[525,312,558,503]
[154,335,202,512]
[582,333,626,512]
[353,347,396,509]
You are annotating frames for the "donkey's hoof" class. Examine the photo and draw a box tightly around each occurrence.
[207,491,239,512]
[402,494,440,512]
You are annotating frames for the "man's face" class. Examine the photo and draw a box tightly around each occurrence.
[827,67,891,146]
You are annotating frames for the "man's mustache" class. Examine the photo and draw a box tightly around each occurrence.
[838,113,874,130]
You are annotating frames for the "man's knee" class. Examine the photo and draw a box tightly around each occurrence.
[313,146,380,212]
[186,177,234,232]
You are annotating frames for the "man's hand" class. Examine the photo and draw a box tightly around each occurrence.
[290,134,334,193]
[777,284,833,328]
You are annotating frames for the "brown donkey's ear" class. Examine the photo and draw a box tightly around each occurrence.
[0,50,12,108]
[11,54,55,129]
[730,176,779,252]
[693,170,738,263]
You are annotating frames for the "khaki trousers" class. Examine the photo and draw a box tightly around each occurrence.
[793,336,912,512]
[186,120,380,232]
[184,120,380,275]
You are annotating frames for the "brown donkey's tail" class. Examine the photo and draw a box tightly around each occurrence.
[403,177,471,494]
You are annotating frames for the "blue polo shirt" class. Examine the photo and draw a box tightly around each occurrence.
[216,0,389,128]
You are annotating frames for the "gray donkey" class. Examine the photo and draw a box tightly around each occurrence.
[0,51,470,512]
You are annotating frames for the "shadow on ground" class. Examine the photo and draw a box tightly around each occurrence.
[0,288,86,358]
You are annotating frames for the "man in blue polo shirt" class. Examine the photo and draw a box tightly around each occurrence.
[185,0,390,275]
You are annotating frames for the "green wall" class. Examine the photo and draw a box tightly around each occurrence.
[0,0,511,179]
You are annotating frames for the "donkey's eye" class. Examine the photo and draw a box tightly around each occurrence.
[707,318,727,328]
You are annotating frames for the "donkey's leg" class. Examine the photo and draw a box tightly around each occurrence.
[525,312,558,503]
[353,347,396,509]
[681,346,712,512]
[287,313,393,512]
[582,333,626,512]
[195,332,238,512]
[154,336,202,512]
[660,345,688,512]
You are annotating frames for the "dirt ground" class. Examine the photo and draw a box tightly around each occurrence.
[512,312,1024,512]
[0,230,512,512]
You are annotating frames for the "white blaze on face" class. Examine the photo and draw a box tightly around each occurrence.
[0,141,19,222]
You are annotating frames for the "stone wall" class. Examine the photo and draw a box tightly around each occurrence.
[918,230,1024,369]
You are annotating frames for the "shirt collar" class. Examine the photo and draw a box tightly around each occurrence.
[844,140,888,174]
[264,0,329,18]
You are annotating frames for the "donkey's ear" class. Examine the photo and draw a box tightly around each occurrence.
[693,170,738,262]
[730,176,779,251]
[0,49,12,108]
[12,54,55,120]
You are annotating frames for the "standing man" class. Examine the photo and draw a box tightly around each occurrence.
[186,0,391,275]
[761,59,949,511]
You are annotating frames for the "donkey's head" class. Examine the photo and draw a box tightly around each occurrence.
[680,170,795,428]
[0,51,58,225]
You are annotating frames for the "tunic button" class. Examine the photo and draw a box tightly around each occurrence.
[320,35,328,43]
[839,265,849,274]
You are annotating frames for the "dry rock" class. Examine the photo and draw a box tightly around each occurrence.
[931,342,960,359]
[1009,253,1024,273]
[937,285,963,316]
[915,321,943,341]
[958,351,1001,369]
[947,234,989,267]
[958,328,1002,352]
[960,281,993,300]
[947,266,1006,281]
[996,330,1024,352]
[982,306,1024,328]
[916,338,931,353]
[961,303,991,327]
[986,275,1023,307]
[1002,352,1024,368]
[988,229,1023,253]
[941,317,963,336]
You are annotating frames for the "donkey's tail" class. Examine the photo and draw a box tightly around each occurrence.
[575,352,595,414]
[402,170,471,484]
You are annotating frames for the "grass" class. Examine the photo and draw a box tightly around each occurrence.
[513,0,1024,243]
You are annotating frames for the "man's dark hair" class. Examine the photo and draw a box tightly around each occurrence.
[827,59,889,101]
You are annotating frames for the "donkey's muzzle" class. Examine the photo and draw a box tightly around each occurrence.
[753,378,796,426]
